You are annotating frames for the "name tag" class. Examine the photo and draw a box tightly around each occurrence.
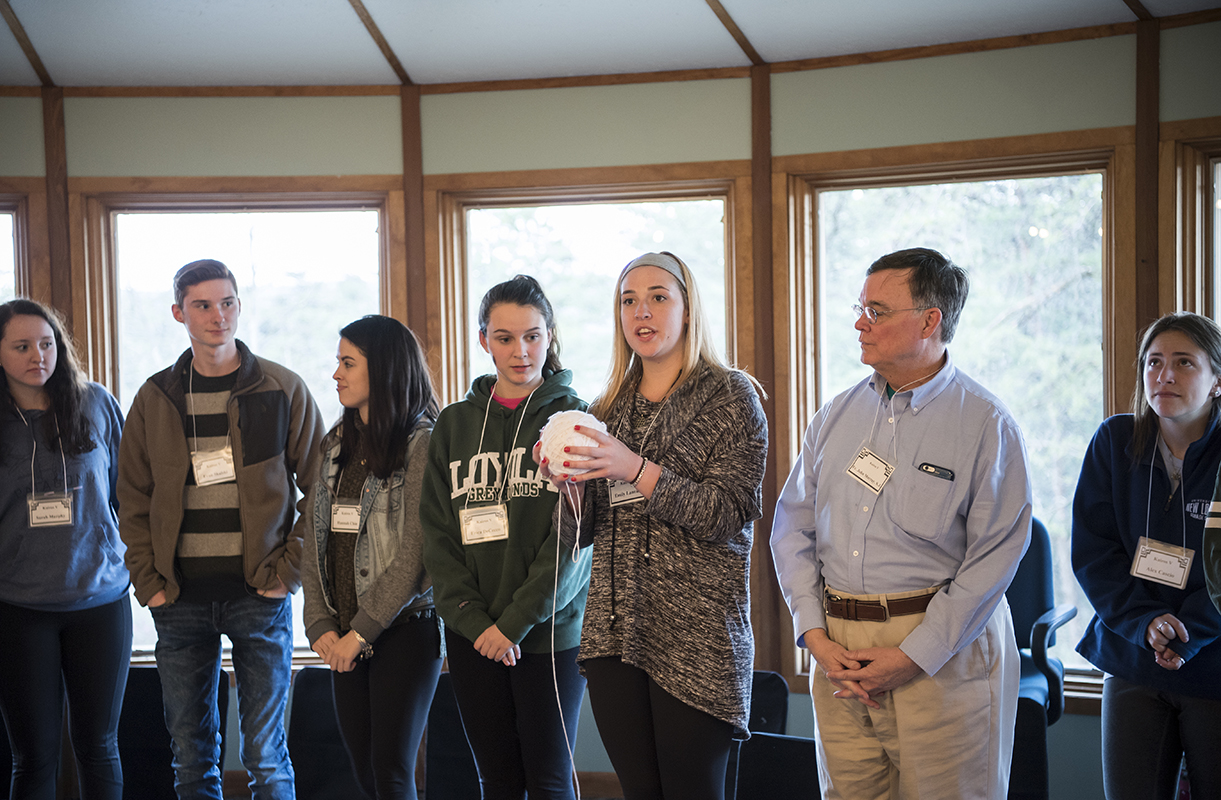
[847,445,894,494]
[460,504,509,545]
[331,503,361,533]
[192,446,236,486]
[608,479,645,507]
[28,491,73,528]
[1130,536,1194,590]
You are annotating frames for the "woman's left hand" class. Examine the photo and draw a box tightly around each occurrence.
[326,631,362,673]
[1146,613,1189,670]
[560,425,643,485]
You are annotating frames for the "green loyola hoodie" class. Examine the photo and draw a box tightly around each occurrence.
[420,369,591,653]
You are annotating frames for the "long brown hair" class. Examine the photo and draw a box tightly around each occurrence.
[1129,311,1221,461]
[0,299,97,455]
[335,315,439,479]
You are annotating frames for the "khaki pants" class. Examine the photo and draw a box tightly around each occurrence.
[810,587,1018,800]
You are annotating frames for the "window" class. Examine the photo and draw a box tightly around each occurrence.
[464,200,728,402]
[113,209,381,422]
[1,210,14,303]
[1213,157,1221,315]
[795,161,1112,672]
[432,176,746,404]
[91,196,389,654]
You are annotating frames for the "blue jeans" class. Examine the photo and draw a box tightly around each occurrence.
[151,595,295,800]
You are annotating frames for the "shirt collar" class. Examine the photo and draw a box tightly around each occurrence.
[868,350,957,415]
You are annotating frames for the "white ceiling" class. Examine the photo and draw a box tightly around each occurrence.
[1,0,1217,88]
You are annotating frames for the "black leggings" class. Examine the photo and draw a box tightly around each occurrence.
[1101,675,1221,800]
[444,629,584,800]
[584,657,734,800]
[0,595,132,800]
[331,614,443,800]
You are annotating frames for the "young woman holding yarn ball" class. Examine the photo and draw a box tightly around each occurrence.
[420,275,592,800]
[536,252,768,800]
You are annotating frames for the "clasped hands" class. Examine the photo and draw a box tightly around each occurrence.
[311,630,363,673]
[1146,613,1189,671]
[805,628,923,709]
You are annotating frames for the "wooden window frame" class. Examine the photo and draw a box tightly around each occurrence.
[1160,127,1221,316]
[422,164,753,405]
[71,179,405,390]
[0,178,50,302]
[771,131,1135,707]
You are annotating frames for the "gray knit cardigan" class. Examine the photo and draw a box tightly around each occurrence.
[560,365,768,737]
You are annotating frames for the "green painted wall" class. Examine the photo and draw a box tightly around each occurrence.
[1161,21,1221,122]
[0,97,45,177]
[772,36,1136,157]
[63,96,402,177]
[420,78,751,175]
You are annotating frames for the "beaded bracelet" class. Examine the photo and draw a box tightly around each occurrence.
[630,456,649,487]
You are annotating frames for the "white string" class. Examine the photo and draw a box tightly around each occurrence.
[188,362,231,457]
[15,406,68,497]
[551,479,582,800]
[1149,431,1189,549]
[465,382,538,512]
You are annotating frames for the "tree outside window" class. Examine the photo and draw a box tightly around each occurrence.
[817,174,1104,669]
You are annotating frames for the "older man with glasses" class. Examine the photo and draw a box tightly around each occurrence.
[771,247,1033,800]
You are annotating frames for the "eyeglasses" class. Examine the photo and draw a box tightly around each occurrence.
[852,304,930,324]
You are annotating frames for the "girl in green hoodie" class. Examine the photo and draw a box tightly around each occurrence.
[420,275,591,800]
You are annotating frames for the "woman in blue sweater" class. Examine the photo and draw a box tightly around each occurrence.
[1072,311,1221,800]
[0,298,131,799]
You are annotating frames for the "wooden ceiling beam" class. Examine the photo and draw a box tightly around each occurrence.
[348,0,413,85]
[1122,0,1155,22]
[0,0,55,86]
[705,0,766,66]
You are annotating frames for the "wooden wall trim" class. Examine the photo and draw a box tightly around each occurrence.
[1160,116,1221,142]
[66,176,402,194]
[419,66,752,95]
[1134,19,1160,329]
[401,85,427,334]
[0,86,39,97]
[770,21,1137,75]
[41,86,71,325]
[749,63,782,676]
[774,127,1134,175]
[61,85,401,98]
[424,161,752,193]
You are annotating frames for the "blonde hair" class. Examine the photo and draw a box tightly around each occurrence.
[589,251,762,419]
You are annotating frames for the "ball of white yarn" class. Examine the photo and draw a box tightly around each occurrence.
[537,410,606,475]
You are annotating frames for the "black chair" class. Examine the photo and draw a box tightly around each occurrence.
[287,666,366,800]
[424,672,480,800]
[119,665,229,800]
[733,732,820,799]
[725,669,793,798]
[1005,517,1077,800]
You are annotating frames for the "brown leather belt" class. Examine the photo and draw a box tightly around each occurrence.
[824,590,938,622]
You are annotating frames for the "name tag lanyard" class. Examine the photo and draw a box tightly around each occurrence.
[1133,432,1194,589]
[15,406,73,528]
[329,464,363,533]
[608,385,674,507]
[459,382,538,545]
[188,364,235,487]
[848,366,942,495]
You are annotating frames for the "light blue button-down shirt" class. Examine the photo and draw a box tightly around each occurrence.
[771,352,1032,675]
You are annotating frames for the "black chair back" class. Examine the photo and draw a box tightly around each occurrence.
[119,665,228,800]
[424,672,480,800]
[288,667,366,800]
[1007,517,1056,651]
